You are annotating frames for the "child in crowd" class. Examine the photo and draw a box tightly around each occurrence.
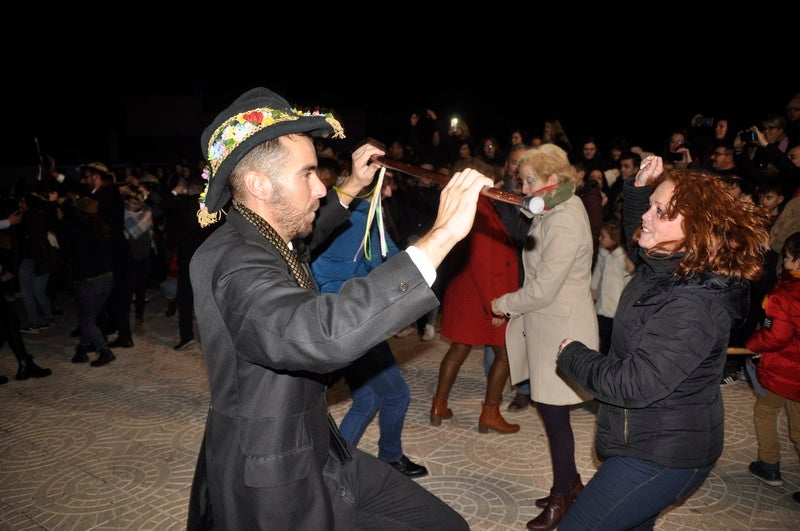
[591,219,634,355]
[756,181,786,219]
[745,231,800,506]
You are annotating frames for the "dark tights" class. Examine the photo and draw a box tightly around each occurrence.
[537,402,578,494]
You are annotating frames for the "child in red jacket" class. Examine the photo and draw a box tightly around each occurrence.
[745,231,800,505]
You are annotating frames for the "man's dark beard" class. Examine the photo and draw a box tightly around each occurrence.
[270,181,318,240]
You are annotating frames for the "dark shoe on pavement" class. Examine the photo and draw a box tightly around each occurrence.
[507,392,533,412]
[90,347,116,367]
[15,359,52,380]
[526,493,572,530]
[387,455,428,478]
[108,337,134,349]
[536,476,584,509]
[174,338,197,351]
[749,460,783,486]
[71,345,90,363]
[0,375,8,385]
[793,491,800,504]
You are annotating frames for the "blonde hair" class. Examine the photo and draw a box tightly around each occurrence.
[518,143,576,185]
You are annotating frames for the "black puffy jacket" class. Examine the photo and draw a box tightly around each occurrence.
[558,249,748,468]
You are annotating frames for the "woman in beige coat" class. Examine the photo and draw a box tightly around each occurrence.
[492,144,597,530]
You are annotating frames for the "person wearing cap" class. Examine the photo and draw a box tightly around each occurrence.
[79,162,135,350]
[186,87,489,530]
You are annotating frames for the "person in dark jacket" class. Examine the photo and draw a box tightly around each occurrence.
[0,211,51,383]
[80,162,135,349]
[15,192,60,332]
[160,177,212,350]
[554,156,771,530]
[56,197,116,367]
[186,87,489,530]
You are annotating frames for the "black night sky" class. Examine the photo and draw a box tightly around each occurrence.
[5,5,795,182]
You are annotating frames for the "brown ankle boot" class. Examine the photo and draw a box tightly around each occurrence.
[526,492,572,530]
[478,403,520,434]
[535,476,584,508]
[430,395,453,426]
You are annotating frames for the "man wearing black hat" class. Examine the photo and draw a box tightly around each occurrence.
[79,162,133,362]
[186,87,489,530]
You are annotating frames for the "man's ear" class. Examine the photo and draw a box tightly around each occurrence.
[243,171,272,201]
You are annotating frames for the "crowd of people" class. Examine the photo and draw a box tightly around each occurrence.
[1,87,799,529]
[0,157,215,379]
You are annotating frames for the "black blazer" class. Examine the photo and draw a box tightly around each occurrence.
[188,189,439,529]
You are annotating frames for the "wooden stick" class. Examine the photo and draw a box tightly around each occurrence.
[372,156,526,208]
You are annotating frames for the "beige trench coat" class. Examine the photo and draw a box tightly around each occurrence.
[494,195,597,405]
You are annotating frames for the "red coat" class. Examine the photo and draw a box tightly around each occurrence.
[441,196,519,345]
[746,271,800,401]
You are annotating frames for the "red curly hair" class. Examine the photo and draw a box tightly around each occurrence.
[633,168,771,281]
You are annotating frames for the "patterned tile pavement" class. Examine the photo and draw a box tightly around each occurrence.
[1,291,798,529]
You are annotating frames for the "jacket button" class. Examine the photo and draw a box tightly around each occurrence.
[398,282,409,292]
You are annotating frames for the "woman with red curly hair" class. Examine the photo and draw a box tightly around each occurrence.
[555,156,771,530]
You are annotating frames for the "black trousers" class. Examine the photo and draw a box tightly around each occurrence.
[176,257,194,342]
[0,296,29,363]
[187,432,469,530]
[109,260,133,341]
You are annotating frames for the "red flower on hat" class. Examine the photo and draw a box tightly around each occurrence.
[242,111,264,124]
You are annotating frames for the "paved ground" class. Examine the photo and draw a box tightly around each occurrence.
[1,289,798,529]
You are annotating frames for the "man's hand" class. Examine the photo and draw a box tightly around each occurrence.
[414,168,493,268]
[7,210,22,225]
[335,142,385,205]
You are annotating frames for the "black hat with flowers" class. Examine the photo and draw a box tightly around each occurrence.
[198,87,345,223]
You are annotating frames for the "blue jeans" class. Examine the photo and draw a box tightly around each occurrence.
[18,258,53,327]
[338,341,410,462]
[559,456,713,530]
[483,346,530,394]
